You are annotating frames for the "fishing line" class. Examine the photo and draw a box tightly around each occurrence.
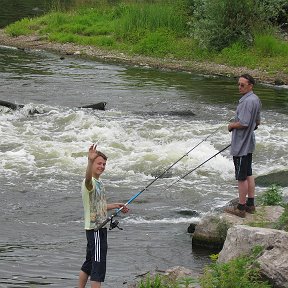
[161,144,231,192]
[95,123,230,231]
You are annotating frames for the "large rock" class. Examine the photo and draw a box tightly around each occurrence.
[191,206,284,250]
[256,170,288,187]
[218,225,288,288]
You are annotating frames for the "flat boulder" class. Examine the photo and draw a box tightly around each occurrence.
[191,206,284,250]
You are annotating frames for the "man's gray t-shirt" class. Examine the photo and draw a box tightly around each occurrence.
[230,91,261,156]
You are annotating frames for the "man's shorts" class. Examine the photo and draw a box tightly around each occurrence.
[81,228,107,282]
[233,153,253,181]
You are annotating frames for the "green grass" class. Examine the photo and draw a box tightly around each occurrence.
[4,0,288,76]
[216,34,288,72]
[258,184,284,206]
[136,273,199,288]
[274,204,288,231]
[199,246,271,288]
[135,247,271,288]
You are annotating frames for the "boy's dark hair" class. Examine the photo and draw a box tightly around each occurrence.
[240,73,255,85]
[96,151,108,161]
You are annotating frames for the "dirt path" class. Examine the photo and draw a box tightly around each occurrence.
[1,29,287,85]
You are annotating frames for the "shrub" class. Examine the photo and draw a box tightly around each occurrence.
[200,247,271,288]
[258,184,283,206]
[274,204,288,231]
[189,0,287,51]
[136,273,198,288]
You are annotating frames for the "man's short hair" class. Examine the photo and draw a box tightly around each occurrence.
[240,74,255,85]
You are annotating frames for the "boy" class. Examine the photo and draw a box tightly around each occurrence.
[79,144,129,288]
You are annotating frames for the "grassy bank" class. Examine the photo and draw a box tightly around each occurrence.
[4,0,288,81]
[133,247,271,288]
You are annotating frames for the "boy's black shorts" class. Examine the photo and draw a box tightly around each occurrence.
[233,153,253,181]
[81,228,107,282]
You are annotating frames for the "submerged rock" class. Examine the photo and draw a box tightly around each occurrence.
[256,170,288,187]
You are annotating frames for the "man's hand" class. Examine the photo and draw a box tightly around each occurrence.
[228,123,234,132]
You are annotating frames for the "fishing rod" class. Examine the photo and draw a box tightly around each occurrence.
[162,144,231,192]
[95,125,229,231]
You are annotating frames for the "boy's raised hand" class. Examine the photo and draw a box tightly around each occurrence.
[88,143,98,161]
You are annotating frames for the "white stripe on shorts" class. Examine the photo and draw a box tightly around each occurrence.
[236,156,243,179]
[94,230,100,262]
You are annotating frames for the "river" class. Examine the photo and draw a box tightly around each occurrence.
[0,3,288,288]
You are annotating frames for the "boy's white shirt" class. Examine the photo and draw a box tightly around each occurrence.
[81,177,107,230]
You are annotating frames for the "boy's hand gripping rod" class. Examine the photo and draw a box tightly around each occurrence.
[94,124,229,231]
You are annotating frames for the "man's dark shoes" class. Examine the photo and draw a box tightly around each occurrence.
[245,205,256,214]
[224,206,246,218]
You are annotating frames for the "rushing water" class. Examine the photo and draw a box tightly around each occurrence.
[0,45,287,288]
[0,3,288,287]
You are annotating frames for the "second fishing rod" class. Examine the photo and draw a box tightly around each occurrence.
[95,122,230,231]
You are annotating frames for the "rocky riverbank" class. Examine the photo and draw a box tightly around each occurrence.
[1,29,288,86]
[190,203,288,288]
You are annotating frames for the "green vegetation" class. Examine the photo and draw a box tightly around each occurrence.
[274,203,288,231]
[247,185,286,229]
[4,0,288,75]
[215,218,232,242]
[258,184,284,206]
[135,247,271,288]
[136,273,198,288]
[199,246,271,288]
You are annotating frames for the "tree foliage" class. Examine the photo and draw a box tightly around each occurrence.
[189,0,288,51]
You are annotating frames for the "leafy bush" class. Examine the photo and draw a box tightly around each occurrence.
[258,184,283,206]
[189,0,288,51]
[274,204,288,231]
[254,0,288,25]
[200,247,271,288]
[136,273,198,288]
[190,0,254,50]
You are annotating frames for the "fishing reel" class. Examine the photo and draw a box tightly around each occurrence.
[109,218,123,230]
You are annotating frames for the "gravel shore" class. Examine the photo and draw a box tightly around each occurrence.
[1,29,287,85]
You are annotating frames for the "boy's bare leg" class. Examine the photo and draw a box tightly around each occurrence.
[91,281,101,288]
[78,270,89,288]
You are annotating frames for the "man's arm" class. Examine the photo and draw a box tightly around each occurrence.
[228,121,247,132]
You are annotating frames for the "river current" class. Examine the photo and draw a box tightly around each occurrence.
[0,41,287,287]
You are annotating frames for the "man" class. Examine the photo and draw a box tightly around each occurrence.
[79,144,129,288]
[225,74,261,218]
